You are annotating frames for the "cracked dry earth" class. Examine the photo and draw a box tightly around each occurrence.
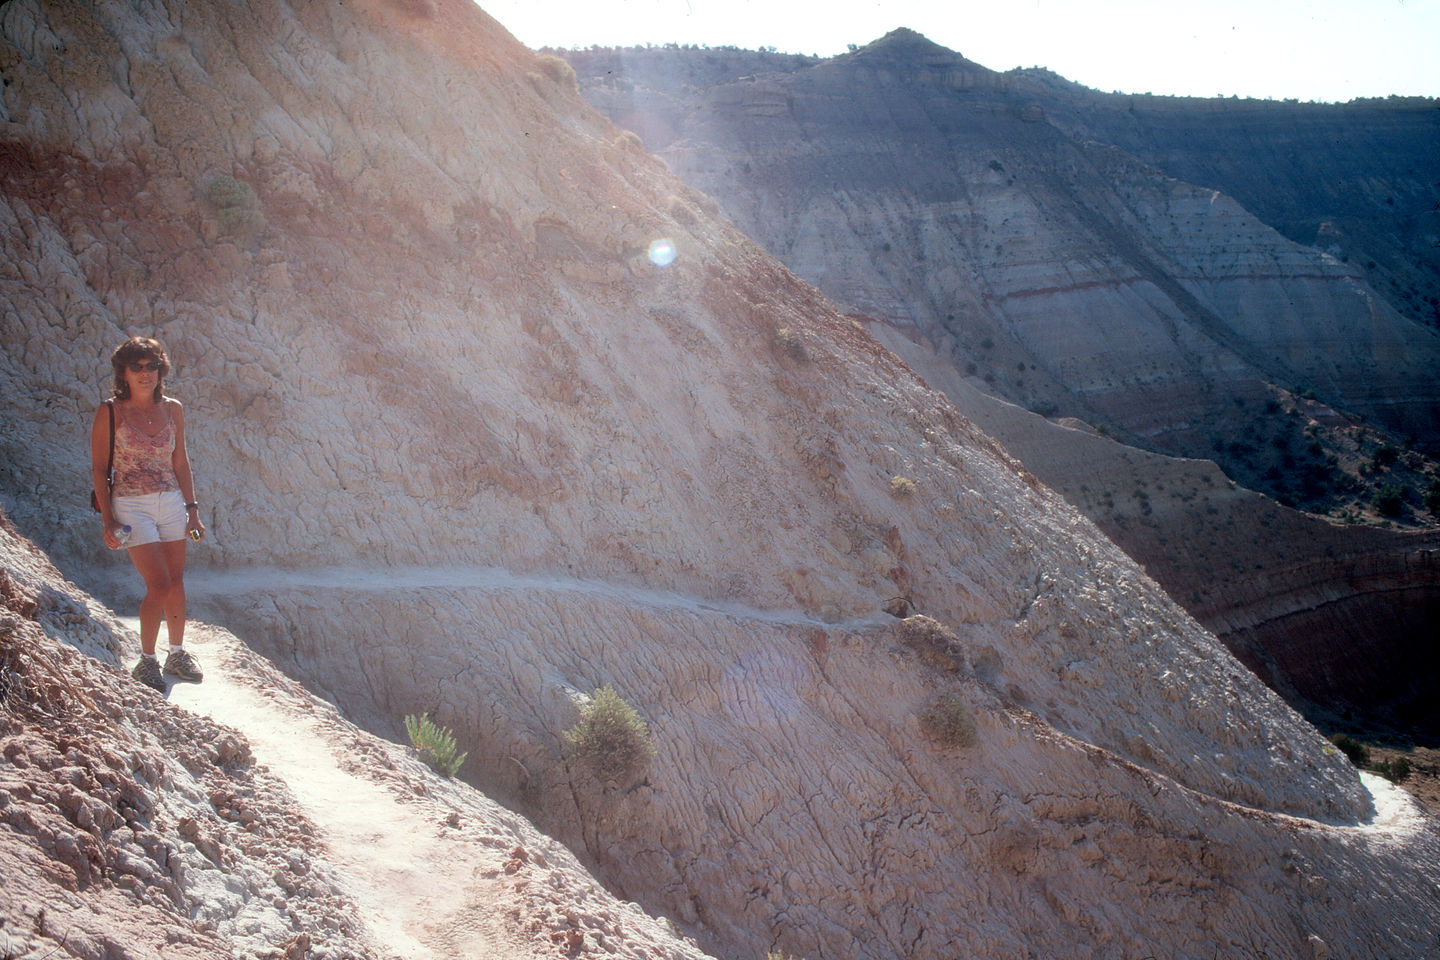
[0,520,714,960]
[2,0,1440,957]
[157,620,505,960]
[5,518,1440,960]
[197,575,1440,960]
[161,620,709,960]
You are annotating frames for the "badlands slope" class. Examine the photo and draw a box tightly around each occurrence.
[1,1,1439,958]
[558,30,1440,455]
[879,327,1440,735]
[556,32,1440,731]
[1,513,715,959]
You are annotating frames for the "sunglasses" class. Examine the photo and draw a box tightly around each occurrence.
[126,361,162,373]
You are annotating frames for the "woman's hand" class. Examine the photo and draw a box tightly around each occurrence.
[103,520,125,550]
[187,513,205,542]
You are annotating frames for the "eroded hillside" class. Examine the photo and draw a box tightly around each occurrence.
[0,511,717,959]
[555,30,1440,734]
[880,329,1440,736]
[3,2,1440,959]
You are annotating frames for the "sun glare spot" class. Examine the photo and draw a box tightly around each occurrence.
[648,238,677,267]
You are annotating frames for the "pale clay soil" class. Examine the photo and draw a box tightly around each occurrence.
[113,579,1434,960]
[130,617,510,959]
[121,612,701,960]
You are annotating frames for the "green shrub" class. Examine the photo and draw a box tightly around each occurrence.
[1372,484,1405,517]
[898,615,966,673]
[1330,733,1368,768]
[920,692,978,749]
[404,713,468,778]
[564,685,656,782]
[536,54,577,89]
[206,174,255,210]
[889,475,917,498]
[1372,756,1411,783]
[1370,445,1400,470]
[205,175,267,239]
[774,326,807,361]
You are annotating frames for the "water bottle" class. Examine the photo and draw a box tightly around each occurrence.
[113,524,132,548]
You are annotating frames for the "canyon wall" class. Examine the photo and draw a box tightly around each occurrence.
[1020,78,1440,332]
[2,3,1439,959]
[557,31,1440,733]
[878,327,1440,735]
[559,30,1440,457]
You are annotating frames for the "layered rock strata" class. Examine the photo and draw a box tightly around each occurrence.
[557,32,1440,732]
[1,3,1438,959]
[877,325,1440,734]
[559,30,1440,456]
[1023,77,1440,333]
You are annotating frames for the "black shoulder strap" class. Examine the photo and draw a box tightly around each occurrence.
[105,399,115,479]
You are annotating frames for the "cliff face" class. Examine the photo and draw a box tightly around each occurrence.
[880,328,1440,735]
[1022,78,1440,332]
[557,31,1440,734]
[561,30,1440,459]
[3,4,1439,960]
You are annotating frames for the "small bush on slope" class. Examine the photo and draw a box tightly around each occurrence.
[920,692,978,749]
[404,713,468,778]
[563,685,656,782]
[1372,756,1411,783]
[1329,733,1368,768]
[205,175,267,239]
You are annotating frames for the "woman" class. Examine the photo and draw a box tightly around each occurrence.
[91,337,206,693]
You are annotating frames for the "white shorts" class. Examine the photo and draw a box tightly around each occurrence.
[111,490,188,547]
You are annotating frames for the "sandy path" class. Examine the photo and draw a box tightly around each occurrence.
[100,563,893,633]
[127,618,503,959]
[1357,770,1431,838]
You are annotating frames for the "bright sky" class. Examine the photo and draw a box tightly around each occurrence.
[476,0,1439,102]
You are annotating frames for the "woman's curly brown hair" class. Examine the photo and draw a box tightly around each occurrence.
[109,337,171,402]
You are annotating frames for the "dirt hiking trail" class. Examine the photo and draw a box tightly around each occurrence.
[133,618,509,959]
[124,616,707,960]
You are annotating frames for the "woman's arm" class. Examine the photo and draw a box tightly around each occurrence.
[170,400,205,539]
[91,402,119,534]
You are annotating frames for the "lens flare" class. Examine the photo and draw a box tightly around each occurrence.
[648,238,677,267]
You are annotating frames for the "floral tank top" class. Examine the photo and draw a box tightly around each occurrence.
[110,406,178,497]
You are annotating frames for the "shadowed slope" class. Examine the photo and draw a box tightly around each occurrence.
[2,4,1438,960]
[557,33,1440,737]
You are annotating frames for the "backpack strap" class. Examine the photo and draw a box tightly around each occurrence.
[105,399,114,485]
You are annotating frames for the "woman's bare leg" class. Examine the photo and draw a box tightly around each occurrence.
[160,538,187,646]
[126,543,171,656]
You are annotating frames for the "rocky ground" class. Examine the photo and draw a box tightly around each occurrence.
[0,512,713,960]
[3,2,1439,957]
[556,33,1440,742]
[1342,744,1440,818]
